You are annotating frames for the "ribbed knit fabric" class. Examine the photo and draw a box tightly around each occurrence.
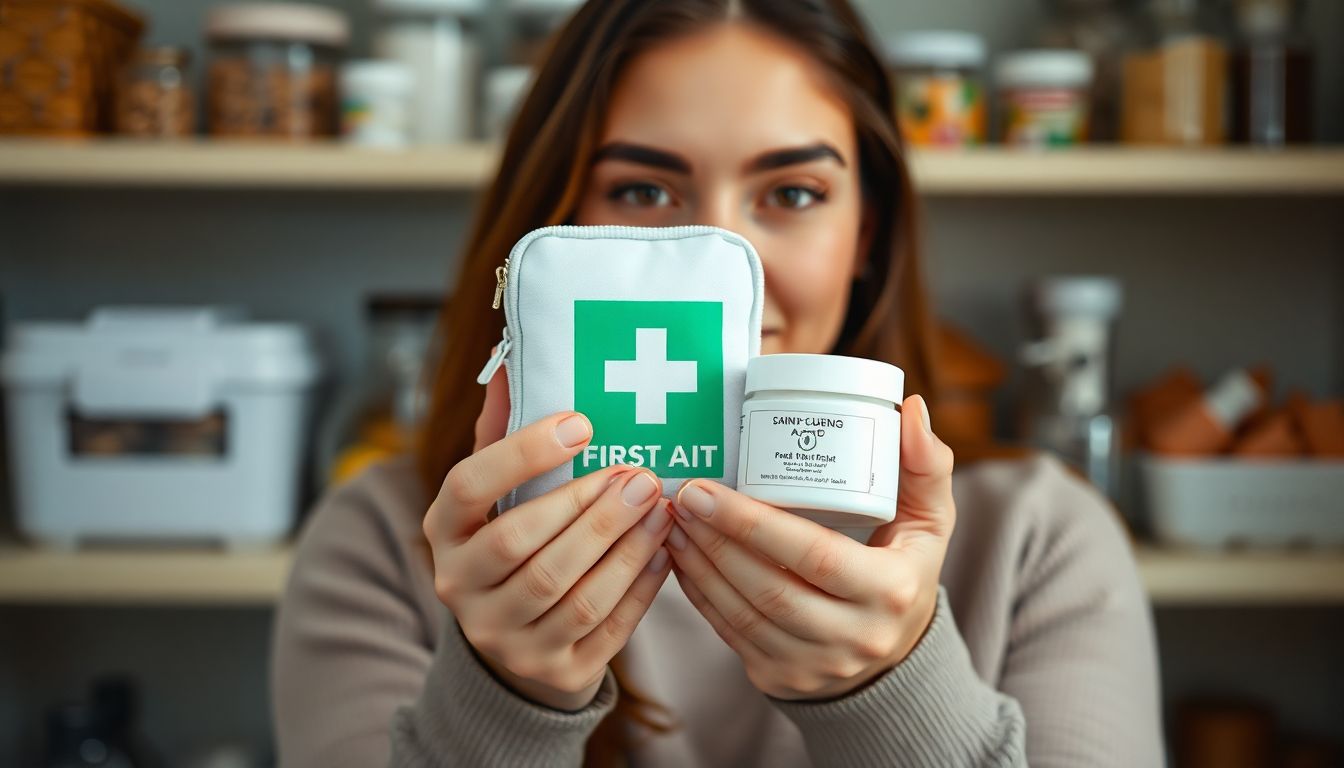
[270,453,1164,768]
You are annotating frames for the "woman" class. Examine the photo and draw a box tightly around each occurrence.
[271,1,1163,766]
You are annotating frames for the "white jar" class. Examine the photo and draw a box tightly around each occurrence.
[374,0,484,143]
[340,60,415,147]
[482,65,534,141]
[995,49,1094,146]
[737,354,904,537]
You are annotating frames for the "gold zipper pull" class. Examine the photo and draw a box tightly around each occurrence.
[492,259,510,310]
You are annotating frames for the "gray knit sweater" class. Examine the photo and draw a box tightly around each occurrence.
[270,453,1164,767]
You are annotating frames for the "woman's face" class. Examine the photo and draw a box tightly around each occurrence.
[574,21,869,356]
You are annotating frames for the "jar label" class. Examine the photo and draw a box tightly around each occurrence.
[743,409,875,492]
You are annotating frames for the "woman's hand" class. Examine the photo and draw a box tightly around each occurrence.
[422,365,675,711]
[666,394,955,701]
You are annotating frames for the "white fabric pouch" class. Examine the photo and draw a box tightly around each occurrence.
[476,226,765,515]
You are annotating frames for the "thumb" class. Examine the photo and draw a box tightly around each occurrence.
[873,394,956,548]
[472,348,511,454]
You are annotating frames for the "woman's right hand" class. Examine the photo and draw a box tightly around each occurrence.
[422,364,675,711]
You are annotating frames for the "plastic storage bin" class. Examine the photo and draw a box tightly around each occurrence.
[1,307,322,549]
[1139,454,1344,549]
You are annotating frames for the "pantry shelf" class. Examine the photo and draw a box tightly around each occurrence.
[0,541,291,606]
[1,541,1343,606]
[1,140,1343,195]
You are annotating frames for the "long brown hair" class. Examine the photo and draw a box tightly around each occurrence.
[416,0,942,764]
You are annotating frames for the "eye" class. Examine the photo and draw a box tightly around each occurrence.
[608,182,673,208]
[767,185,827,210]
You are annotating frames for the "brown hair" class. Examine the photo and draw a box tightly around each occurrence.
[416,0,943,764]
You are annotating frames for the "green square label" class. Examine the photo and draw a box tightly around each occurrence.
[574,300,724,478]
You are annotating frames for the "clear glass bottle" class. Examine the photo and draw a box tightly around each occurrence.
[1230,0,1313,145]
[115,47,195,138]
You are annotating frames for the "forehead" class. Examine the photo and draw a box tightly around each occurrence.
[599,21,856,165]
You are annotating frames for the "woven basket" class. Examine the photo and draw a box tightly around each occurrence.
[0,0,144,136]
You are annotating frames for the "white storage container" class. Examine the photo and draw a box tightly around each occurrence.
[1,307,322,549]
[1139,453,1344,549]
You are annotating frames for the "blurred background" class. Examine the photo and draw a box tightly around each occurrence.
[0,0,1342,765]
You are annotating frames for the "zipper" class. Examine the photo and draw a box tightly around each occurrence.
[475,325,512,385]
[491,259,510,310]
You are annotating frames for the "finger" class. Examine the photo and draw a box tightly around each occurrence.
[499,469,664,625]
[575,518,676,666]
[669,507,853,642]
[673,480,877,601]
[890,394,956,542]
[664,522,814,660]
[435,410,595,538]
[473,349,511,454]
[452,464,634,589]
[547,499,673,644]
[672,564,773,669]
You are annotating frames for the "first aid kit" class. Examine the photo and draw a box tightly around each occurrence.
[1,307,321,548]
[476,226,765,515]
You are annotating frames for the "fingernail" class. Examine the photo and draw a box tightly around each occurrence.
[919,396,932,436]
[555,414,591,448]
[647,547,670,573]
[668,525,688,551]
[678,482,714,518]
[642,502,668,532]
[622,471,660,507]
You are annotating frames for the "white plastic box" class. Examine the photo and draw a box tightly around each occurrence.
[1,307,322,549]
[1139,453,1344,548]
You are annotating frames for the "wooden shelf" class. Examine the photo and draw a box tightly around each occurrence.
[0,542,291,606]
[1,540,1342,606]
[1,140,1343,195]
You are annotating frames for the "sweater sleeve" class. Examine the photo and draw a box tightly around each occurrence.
[270,473,619,768]
[769,587,1027,767]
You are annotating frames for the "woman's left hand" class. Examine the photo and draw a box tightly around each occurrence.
[666,393,956,701]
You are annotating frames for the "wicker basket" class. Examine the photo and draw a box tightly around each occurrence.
[0,0,144,136]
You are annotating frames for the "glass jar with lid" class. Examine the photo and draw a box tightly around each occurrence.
[115,46,195,137]
[374,0,485,144]
[882,31,988,147]
[205,2,350,139]
[1121,0,1230,145]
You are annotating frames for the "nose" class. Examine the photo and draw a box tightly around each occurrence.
[691,187,745,236]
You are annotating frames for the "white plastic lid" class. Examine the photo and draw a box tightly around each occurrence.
[883,31,987,69]
[206,3,350,47]
[746,354,904,405]
[341,60,416,93]
[375,0,486,16]
[1,307,321,395]
[1032,276,1123,318]
[996,49,1094,88]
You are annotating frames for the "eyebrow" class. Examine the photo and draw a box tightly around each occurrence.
[590,141,847,175]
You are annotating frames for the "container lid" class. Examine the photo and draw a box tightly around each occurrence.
[375,0,486,16]
[206,3,350,47]
[883,31,987,69]
[995,49,1094,88]
[1,307,322,415]
[746,354,904,405]
[1031,276,1123,318]
[341,61,416,93]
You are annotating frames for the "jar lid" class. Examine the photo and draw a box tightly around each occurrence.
[340,61,416,93]
[375,0,486,16]
[1031,276,1123,318]
[206,3,350,47]
[746,354,905,405]
[995,50,1093,88]
[883,31,987,69]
